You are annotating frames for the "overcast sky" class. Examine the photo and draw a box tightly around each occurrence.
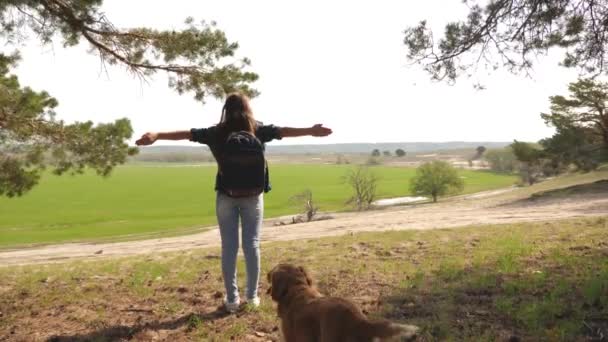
[13,0,581,145]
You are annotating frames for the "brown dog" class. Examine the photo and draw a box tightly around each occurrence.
[267,263,419,342]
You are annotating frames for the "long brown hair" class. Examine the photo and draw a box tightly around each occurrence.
[218,93,257,139]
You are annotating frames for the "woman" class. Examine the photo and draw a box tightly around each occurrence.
[136,93,332,312]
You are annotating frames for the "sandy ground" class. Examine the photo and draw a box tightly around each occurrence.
[1,187,607,267]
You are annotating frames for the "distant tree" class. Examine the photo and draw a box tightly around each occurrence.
[383,150,391,157]
[289,189,319,222]
[511,141,544,185]
[410,161,464,202]
[365,157,382,166]
[371,149,381,157]
[469,145,487,166]
[484,148,519,173]
[511,141,542,164]
[395,149,407,157]
[335,154,349,165]
[344,166,379,211]
[0,1,257,197]
[404,0,608,83]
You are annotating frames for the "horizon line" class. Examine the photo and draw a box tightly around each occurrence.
[133,140,515,147]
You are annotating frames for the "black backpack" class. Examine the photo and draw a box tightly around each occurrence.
[218,131,266,197]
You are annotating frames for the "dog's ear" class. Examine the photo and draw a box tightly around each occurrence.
[269,272,289,302]
[299,266,313,286]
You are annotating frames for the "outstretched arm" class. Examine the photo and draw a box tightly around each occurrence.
[135,130,192,146]
[280,124,332,138]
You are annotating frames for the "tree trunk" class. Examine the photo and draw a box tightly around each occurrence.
[527,168,536,185]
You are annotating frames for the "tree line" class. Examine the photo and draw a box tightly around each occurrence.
[371,149,407,157]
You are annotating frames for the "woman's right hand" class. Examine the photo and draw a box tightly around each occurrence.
[310,124,332,137]
[136,132,159,146]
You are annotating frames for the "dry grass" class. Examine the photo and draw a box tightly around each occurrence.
[1,216,607,341]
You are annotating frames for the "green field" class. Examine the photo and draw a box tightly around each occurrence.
[0,164,516,247]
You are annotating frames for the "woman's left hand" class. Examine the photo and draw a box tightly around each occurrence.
[136,132,159,146]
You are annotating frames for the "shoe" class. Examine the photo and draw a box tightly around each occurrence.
[247,296,260,308]
[223,296,240,313]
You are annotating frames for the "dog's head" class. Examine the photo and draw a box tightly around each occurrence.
[266,263,313,302]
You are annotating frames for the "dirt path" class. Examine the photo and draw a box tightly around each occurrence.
[2,189,607,266]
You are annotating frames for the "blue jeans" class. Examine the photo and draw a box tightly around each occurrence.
[216,191,263,302]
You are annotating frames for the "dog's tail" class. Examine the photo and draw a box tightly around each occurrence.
[360,319,419,341]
